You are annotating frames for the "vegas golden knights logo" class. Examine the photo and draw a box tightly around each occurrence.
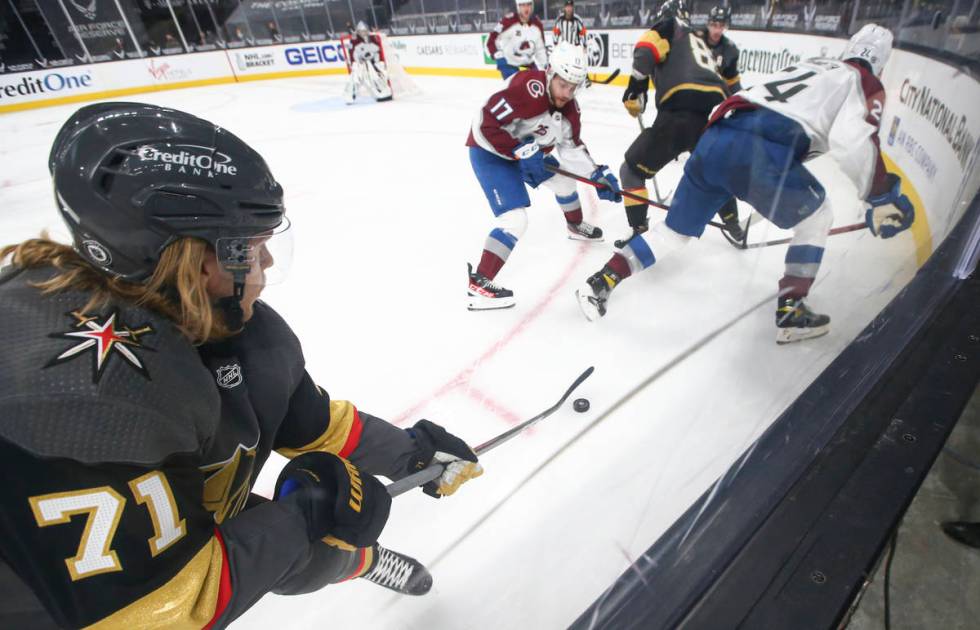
[201,443,257,523]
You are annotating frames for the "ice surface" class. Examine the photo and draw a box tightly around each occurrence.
[0,74,920,629]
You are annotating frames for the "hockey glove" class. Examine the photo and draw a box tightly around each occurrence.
[275,451,391,547]
[865,173,915,239]
[496,57,519,79]
[622,76,649,118]
[591,165,622,202]
[407,420,483,498]
[515,142,558,188]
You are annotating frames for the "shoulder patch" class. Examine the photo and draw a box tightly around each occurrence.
[46,309,156,384]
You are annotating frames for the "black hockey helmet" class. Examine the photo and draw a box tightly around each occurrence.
[655,0,690,25]
[50,102,285,282]
[709,5,731,25]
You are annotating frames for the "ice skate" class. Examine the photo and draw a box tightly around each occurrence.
[614,224,648,249]
[576,269,620,321]
[567,221,603,241]
[360,545,432,596]
[719,208,745,244]
[468,263,515,310]
[776,298,830,344]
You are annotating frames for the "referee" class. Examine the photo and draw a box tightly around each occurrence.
[553,0,586,46]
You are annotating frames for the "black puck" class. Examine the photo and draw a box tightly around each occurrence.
[573,398,590,413]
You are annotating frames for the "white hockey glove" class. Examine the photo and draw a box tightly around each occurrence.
[407,420,483,498]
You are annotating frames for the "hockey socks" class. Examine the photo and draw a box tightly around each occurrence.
[477,227,518,279]
[556,191,584,225]
[624,187,649,229]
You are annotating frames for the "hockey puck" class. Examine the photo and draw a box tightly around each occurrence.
[573,398,590,413]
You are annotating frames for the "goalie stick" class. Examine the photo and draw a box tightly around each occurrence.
[386,366,596,497]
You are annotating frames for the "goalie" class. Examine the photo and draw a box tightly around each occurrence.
[344,22,393,104]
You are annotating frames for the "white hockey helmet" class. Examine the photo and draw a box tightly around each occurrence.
[841,23,893,76]
[548,41,589,86]
[355,21,369,37]
[515,0,533,7]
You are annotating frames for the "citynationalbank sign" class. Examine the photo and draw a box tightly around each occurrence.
[900,78,976,170]
[0,70,93,100]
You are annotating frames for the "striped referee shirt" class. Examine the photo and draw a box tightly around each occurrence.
[553,14,586,46]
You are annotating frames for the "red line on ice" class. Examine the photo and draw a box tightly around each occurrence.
[392,190,599,426]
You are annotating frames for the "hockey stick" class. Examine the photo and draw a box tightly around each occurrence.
[740,221,866,249]
[386,366,596,497]
[421,288,785,570]
[589,67,620,85]
[543,163,726,229]
[637,116,666,204]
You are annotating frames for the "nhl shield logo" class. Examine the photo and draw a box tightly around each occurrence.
[216,363,243,389]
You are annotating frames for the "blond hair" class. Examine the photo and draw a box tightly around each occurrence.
[1,235,233,344]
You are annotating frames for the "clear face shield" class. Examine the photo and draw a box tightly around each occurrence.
[213,216,294,290]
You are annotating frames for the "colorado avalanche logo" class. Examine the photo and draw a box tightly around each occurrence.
[46,310,155,383]
[526,79,545,98]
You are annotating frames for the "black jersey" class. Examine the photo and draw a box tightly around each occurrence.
[696,29,742,92]
[553,14,586,46]
[631,17,728,114]
[0,265,419,628]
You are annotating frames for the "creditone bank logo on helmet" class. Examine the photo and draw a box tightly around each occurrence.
[138,144,238,177]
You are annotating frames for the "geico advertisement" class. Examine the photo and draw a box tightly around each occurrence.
[881,49,980,239]
[229,41,347,77]
[0,68,96,102]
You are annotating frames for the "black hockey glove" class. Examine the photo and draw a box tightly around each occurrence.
[622,76,649,118]
[407,420,483,498]
[275,451,391,547]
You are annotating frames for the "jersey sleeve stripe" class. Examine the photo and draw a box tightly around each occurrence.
[275,400,361,459]
[337,407,364,459]
[203,529,233,630]
[726,75,741,87]
[637,31,669,62]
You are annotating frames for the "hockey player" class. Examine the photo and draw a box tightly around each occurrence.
[0,102,482,628]
[615,0,742,247]
[466,42,621,310]
[344,21,393,103]
[697,5,741,93]
[553,0,587,47]
[577,25,916,344]
[487,0,548,79]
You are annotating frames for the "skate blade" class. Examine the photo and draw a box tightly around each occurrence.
[568,233,604,242]
[776,324,829,344]
[575,289,601,322]
[467,295,515,311]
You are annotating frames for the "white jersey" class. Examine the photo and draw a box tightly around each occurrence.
[350,38,382,64]
[737,58,885,198]
[487,13,549,69]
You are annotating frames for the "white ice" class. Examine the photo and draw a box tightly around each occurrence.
[0,74,920,629]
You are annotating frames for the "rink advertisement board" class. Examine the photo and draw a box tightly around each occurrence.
[1,28,977,265]
[880,49,980,248]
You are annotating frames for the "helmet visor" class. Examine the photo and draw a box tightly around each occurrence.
[213,216,293,287]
